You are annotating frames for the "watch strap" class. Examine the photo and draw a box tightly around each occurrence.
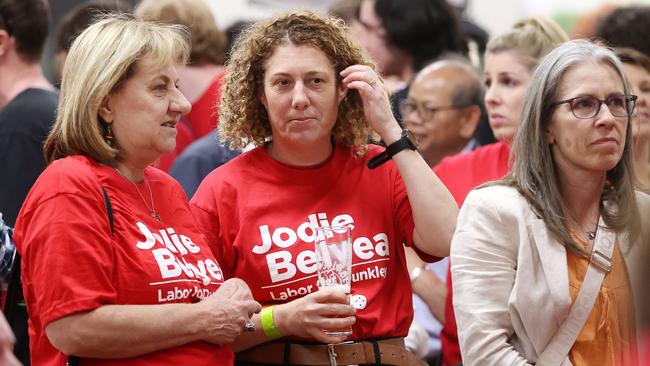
[366,130,417,170]
[386,137,412,157]
[367,151,391,169]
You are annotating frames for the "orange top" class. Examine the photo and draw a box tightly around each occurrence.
[567,233,636,366]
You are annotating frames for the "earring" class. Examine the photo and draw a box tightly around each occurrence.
[105,124,114,147]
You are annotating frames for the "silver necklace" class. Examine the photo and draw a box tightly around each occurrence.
[113,167,161,221]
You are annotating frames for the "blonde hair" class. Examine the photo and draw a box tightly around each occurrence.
[44,15,190,166]
[218,10,376,155]
[487,17,569,70]
[135,0,226,65]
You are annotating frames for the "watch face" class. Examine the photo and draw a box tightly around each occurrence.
[404,129,419,149]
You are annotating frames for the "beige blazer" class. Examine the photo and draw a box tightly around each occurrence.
[450,185,649,366]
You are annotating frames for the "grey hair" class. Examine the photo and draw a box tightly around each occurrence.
[499,39,639,254]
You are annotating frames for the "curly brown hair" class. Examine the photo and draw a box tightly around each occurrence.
[219,10,377,155]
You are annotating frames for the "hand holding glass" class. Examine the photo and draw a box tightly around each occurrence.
[314,225,353,336]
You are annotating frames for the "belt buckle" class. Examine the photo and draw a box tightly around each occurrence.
[327,344,338,366]
[327,341,355,366]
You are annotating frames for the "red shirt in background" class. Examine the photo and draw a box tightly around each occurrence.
[434,141,510,366]
[185,70,227,139]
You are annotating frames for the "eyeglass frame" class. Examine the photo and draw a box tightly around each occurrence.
[550,94,638,119]
[399,99,474,121]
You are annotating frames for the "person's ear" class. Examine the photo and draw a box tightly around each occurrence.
[459,105,481,139]
[0,30,12,57]
[98,95,114,123]
[545,127,556,144]
[337,82,348,103]
[259,83,268,109]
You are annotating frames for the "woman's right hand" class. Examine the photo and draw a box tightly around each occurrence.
[198,278,261,345]
[274,287,356,344]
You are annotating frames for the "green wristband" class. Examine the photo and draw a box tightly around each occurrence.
[261,306,282,339]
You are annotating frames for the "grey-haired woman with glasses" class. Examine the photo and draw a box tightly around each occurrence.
[451,40,650,366]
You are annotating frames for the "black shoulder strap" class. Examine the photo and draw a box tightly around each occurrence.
[101,186,114,235]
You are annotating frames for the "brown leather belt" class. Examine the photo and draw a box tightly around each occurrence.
[235,337,426,366]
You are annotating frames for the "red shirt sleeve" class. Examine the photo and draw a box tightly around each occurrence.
[17,192,117,328]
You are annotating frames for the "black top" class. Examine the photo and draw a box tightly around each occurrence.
[0,88,58,227]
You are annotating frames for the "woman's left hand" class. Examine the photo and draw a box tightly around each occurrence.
[340,65,402,143]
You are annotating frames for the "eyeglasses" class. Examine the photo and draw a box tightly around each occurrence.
[551,94,637,119]
[399,99,470,121]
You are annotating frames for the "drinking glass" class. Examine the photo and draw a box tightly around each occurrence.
[314,225,353,336]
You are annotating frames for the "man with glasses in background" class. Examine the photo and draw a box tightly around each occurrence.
[402,56,483,167]
[0,1,57,364]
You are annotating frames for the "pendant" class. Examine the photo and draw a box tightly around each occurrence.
[150,211,161,221]
[586,231,596,241]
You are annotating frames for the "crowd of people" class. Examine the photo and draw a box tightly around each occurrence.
[0,0,649,365]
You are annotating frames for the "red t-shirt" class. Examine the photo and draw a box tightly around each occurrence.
[185,70,226,139]
[191,144,439,340]
[434,141,510,366]
[13,156,233,366]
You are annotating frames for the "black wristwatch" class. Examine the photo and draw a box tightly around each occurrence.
[367,129,418,169]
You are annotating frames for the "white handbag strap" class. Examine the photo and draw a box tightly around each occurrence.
[536,215,616,366]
